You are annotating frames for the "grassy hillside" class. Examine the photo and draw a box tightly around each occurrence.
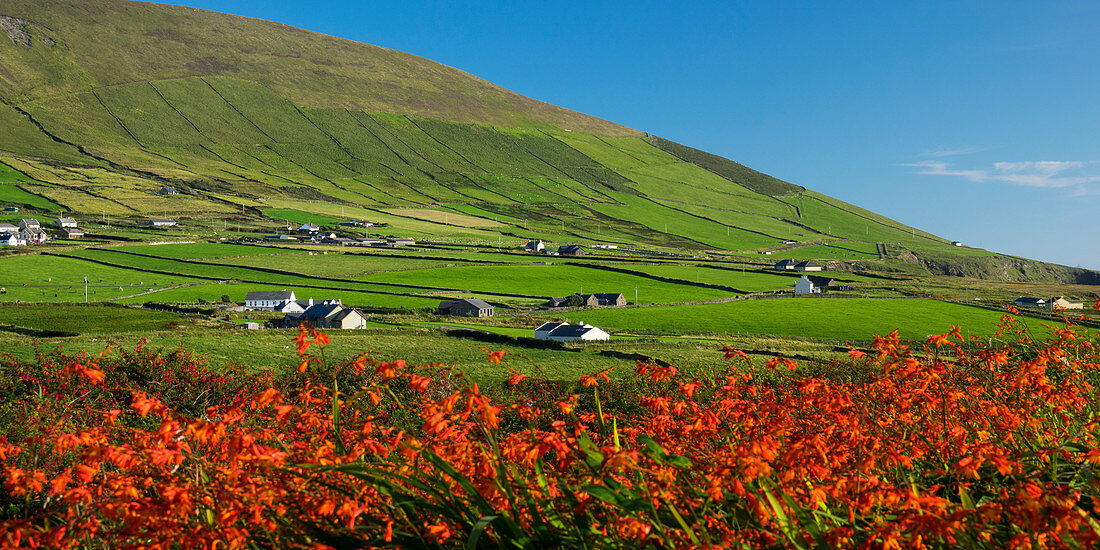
[0,0,1090,285]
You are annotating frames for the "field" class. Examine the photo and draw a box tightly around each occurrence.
[571,297,1049,341]
[0,303,194,334]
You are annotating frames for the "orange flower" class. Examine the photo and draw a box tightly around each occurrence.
[507,372,527,386]
[424,521,452,543]
[485,349,506,364]
[848,348,867,360]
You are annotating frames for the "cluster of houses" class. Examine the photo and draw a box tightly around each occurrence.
[265,223,412,248]
[547,292,626,308]
[1013,296,1084,310]
[0,217,89,245]
[242,290,368,329]
[524,240,585,256]
[773,259,824,272]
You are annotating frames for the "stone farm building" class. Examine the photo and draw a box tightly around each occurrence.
[533,322,610,342]
[283,303,367,329]
[547,293,626,307]
[438,298,494,317]
[245,290,296,310]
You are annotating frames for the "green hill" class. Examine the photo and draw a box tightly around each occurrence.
[0,0,1092,284]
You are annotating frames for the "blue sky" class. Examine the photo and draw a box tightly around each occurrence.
[164,1,1100,269]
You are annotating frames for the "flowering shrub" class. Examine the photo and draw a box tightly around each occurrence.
[1,317,1098,548]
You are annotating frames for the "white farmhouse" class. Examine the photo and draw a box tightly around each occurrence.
[794,275,819,295]
[245,290,297,310]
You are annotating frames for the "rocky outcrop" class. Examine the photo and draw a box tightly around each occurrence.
[0,16,32,47]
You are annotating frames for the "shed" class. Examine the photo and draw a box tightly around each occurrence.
[438,298,494,317]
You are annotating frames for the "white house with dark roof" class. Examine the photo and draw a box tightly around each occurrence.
[245,290,297,310]
[55,217,78,228]
[1013,297,1046,308]
[524,240,545,252]
[774,259,797,270]
[0,232,26,246]
[534,322,609,342]
[794,260,823,272]
[148,218,177,227]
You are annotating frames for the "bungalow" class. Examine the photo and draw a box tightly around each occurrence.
[156,186,179,195]
[794,276,819,295]
[533,322,610,342]
[794,260,823,272]
[57,227,84,239]
[148,218,177,227]
[55,217,78,228]
[284,303,367,329]
[533,321,568,339]
[298,223,321,233]
[1013,297,1046,308]
[1046,297,1084,310]
[773,259,797,270]
[558,244,585,256]
[245,290,296,310]
[438,298,494,317]
[524,240,545,252]
[0,232,26,246]
[0,223,19,234]
[18,219,40,231]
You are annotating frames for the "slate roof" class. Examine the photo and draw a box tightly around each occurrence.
[558,244,585,255]
[246,290,295,302]
[796,260,823,269]
[774,259,797,268]
[535,321,567,332]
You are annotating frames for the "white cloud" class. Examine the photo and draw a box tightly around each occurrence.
[918,146,990,158]
[903,159,1100,190]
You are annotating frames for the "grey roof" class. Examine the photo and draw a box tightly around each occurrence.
[20,218,40,226]
[796,260,823,268]
[547,323,600,338]
[149,218,176,223]
[1014,297,1045,305]
[57,217,76,224]
[246,290,295,301]
[332,308,363,322]
[558,244,584,254]
[535,321,567,332]
[593,293,624,300]
[774,259,797,267]
[300,303,344,320]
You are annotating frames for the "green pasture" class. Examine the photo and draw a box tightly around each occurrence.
[114,242,301,260]
[774,242,881,260]
[636,265,804,292]
[2,327,736,383]
[0,161,38,184]
[573,298,1052,341]
[0,185,63,211]
[0,304,193,334]
[0,254,206,302]
[362,263,735,303]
